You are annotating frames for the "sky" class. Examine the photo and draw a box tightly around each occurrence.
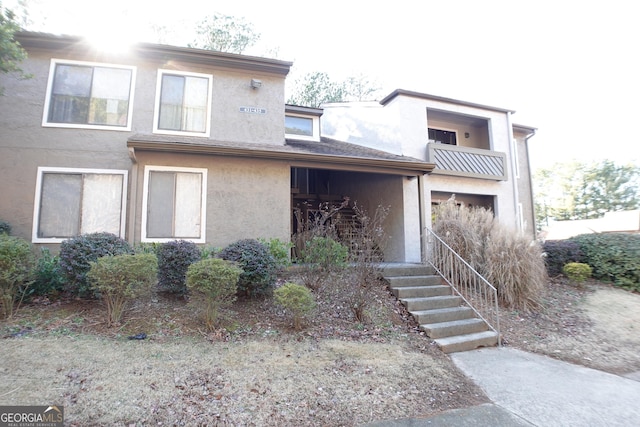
[5,0,640,171]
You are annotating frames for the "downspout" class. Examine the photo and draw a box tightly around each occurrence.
[524,129,537,239]
[506,112,521,232]
[127,147,138,246]
[418,173,427,263]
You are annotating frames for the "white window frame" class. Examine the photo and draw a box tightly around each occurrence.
[141,165,208,243]
[153,69,213,137]
[42,59,136,131]
[285,113,320,141]
[32,167,128,243]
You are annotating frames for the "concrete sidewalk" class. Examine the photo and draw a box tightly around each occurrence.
[365,347,640,426]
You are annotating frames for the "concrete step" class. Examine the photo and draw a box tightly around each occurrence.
[382,264,435,277]
[401,295,461,311]
[421,318,489,339]
[412,306,475,324]
[392,285,451,298]
[434,330,499,354]
[386,275,444,288]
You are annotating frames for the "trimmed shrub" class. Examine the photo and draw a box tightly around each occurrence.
[200,245,221,259]
[301,236,348,270]
[133,242,160,255]
[0,221,11,235]
[186,258,242,330]
[563,262,592,284]
[59,232,133,298]
[0,234,35,318]
[87,253,158,326]
[217,239,277,297]
[259,237,293,270]
[274,282,316,330]
[542,240,584,276]
[30,248,65,298]
[156,240,201,294]
[570,233,640,291]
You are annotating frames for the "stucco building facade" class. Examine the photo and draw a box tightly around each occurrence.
[0,32,535,263]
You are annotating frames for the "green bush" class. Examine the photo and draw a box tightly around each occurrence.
[259,237,293,270]
[30,248,65,298]
[301,236,348,270]
[274,282,316,330]
[569,233,640,290]
[217,239,277,297]
[87,253,158,326]
[59,232,133,298]
[186,258,242,330]
[542,240,584,276]
[563,262,592,284]
[0,235,35,318]
[156,240,201,294]
[200,245,221,259]
[133,242,160,255]
[0,221,11,235]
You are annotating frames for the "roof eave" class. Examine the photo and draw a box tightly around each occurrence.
[380,89,516,114]
[127,139,434,176]
[15,31,293,76]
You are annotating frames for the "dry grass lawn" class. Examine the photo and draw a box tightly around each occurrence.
[0,335,484,426]
[2,276,639,426]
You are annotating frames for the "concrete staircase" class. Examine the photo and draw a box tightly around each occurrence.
[383,264,498,353]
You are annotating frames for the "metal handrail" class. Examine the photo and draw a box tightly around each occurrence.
[425,228,501,345]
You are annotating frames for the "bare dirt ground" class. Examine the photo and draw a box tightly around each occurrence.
[1,276,638,426]
[500,278,640,375]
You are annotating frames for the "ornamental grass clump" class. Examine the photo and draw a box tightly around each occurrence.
[87,253,158,326]
[483,227,546,312]
[433,196,546,312]
[0,234,35,318]
[186,258,242,330]
[274,282,316,330]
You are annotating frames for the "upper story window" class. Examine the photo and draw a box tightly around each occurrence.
[285,111,320,141]
[43,59,136,131]
[428,128,457,145]
[32,167,128,243]
[154,69,213,137]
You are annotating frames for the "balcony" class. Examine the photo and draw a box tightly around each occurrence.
[427,143,507,181]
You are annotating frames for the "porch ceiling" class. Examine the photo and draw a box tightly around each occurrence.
[127,134,435,176]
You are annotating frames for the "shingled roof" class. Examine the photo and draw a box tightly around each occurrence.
[127,134,434,175]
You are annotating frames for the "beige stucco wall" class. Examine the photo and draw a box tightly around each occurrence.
[130,152,291,248]
[0,42,289,246]
[329,171,421,262]
[321,94,525,235]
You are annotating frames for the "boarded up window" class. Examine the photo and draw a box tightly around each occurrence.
[37,171,125,239]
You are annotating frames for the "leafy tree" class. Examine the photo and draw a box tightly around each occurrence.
[534,160,640,224]
[287,71,381,107]
[190,13,260,54]
[0,2,28,94]
[576,160,639,218]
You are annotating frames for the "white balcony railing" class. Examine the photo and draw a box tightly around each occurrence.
[427,142,507,180]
